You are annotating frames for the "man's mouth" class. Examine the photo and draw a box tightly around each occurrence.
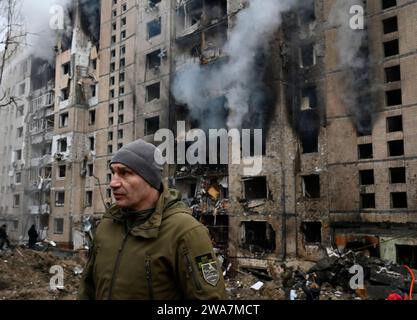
[113,194,125,200]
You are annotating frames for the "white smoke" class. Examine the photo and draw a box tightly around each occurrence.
[172,0,299,129]
[329,0,371,133]
[21,0,72,61]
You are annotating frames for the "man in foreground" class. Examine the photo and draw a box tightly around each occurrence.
[78,139,226,299]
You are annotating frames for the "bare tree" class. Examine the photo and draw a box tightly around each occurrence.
[0,0,26,108]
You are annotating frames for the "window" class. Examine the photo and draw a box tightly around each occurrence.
[390,167,406,184]
[387,115,402,132]
[91,59,97,70]
[54,218,64,234]
[110,89,115,98]
[110,62,116,72]
[147,18,162,38]
[146,82,160,102]
[118,143,123,150]
[302,175,320,198]
[386,89,402,106]
[16,105,24,117]
[17,127,23,137]
[391,192,407,208]
[361,193,375,209]
[61,87,69,100]
[118,101,124,110]
[109,103,114,113]
[87,164,94,177]
[119,86,125,95]
[121,17,126,26]
[58,138,67,153]
[385,65,401,83]
[118,129,124,139]
[89,110,96,125]
[112,9,117,18]
[89,137,95,151]
[384,39,399,57]
[108,144,113,154]
[300,43,315,68]
[121,30,126,40]
[301,86,317,110]
[16,149,22,160]
[358,143,373,159]
[382,0,397,10]
[85,191,93,207]
[58,165,66,178]
[108,131,114,141]
[119,72,125,83]
[107,174,112,183]
[145,116,160,136]
[383,16,398,34]
[243,177,267,200]
[122,3,127,11]
[118,114,124,124]
[147,49,162,70]
[55,191,65,207]
[109,117,114,126]
[241,221,276,253]
[59,112,69,128]
[388,140,404,157]
[91,85,97,97]
[120,58,125,68]
[15,172,21,184]
[120,46,126,57]
[149,0,161,7]
[359,170,374,185]
[18,83,26,96]
[106,188,112,198]
[62,62,70,75]
[301,221,322,244]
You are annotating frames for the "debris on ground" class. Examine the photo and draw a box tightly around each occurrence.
[224,249,416,300]
[0,247,87,300]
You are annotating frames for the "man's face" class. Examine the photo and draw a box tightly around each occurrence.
[109,163,153,211]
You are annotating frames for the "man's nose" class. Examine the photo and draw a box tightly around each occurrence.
[110,175,121,188]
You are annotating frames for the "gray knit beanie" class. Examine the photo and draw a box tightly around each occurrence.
[110,139,163,190]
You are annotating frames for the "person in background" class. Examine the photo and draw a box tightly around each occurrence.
[0,224,11,250]
[28,225,39,249]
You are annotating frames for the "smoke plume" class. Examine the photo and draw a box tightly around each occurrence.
[21,0,73,61]
[329,0,372,134]
[172,0,299,130]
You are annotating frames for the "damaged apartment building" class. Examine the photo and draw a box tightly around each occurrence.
[1,0,417,272]
[130,0,417,271]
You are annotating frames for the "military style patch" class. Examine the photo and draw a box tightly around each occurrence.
[195,254,220,286]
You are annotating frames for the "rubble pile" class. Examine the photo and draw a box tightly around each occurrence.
[0,248,86,300]
[305,250,417,300]
[224,250,416,300]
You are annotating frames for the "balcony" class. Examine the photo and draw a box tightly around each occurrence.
[31,92,54,113]
[29,204,50,215]
[30,155,52,167]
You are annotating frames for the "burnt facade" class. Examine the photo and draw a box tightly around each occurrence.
[1,0,416,271]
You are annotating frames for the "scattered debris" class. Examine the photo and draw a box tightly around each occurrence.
[0,247,87,300]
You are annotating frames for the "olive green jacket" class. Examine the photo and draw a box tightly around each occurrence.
[78,188,226,300]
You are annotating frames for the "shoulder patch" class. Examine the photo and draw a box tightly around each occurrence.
[195,254,220,287]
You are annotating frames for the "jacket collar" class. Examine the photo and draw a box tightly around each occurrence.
[104,187,188,239]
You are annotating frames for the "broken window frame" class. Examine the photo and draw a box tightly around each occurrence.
[302,175,320,199]
[240,221,276,253]
[144,116,160,136]
[242,176,268,201]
